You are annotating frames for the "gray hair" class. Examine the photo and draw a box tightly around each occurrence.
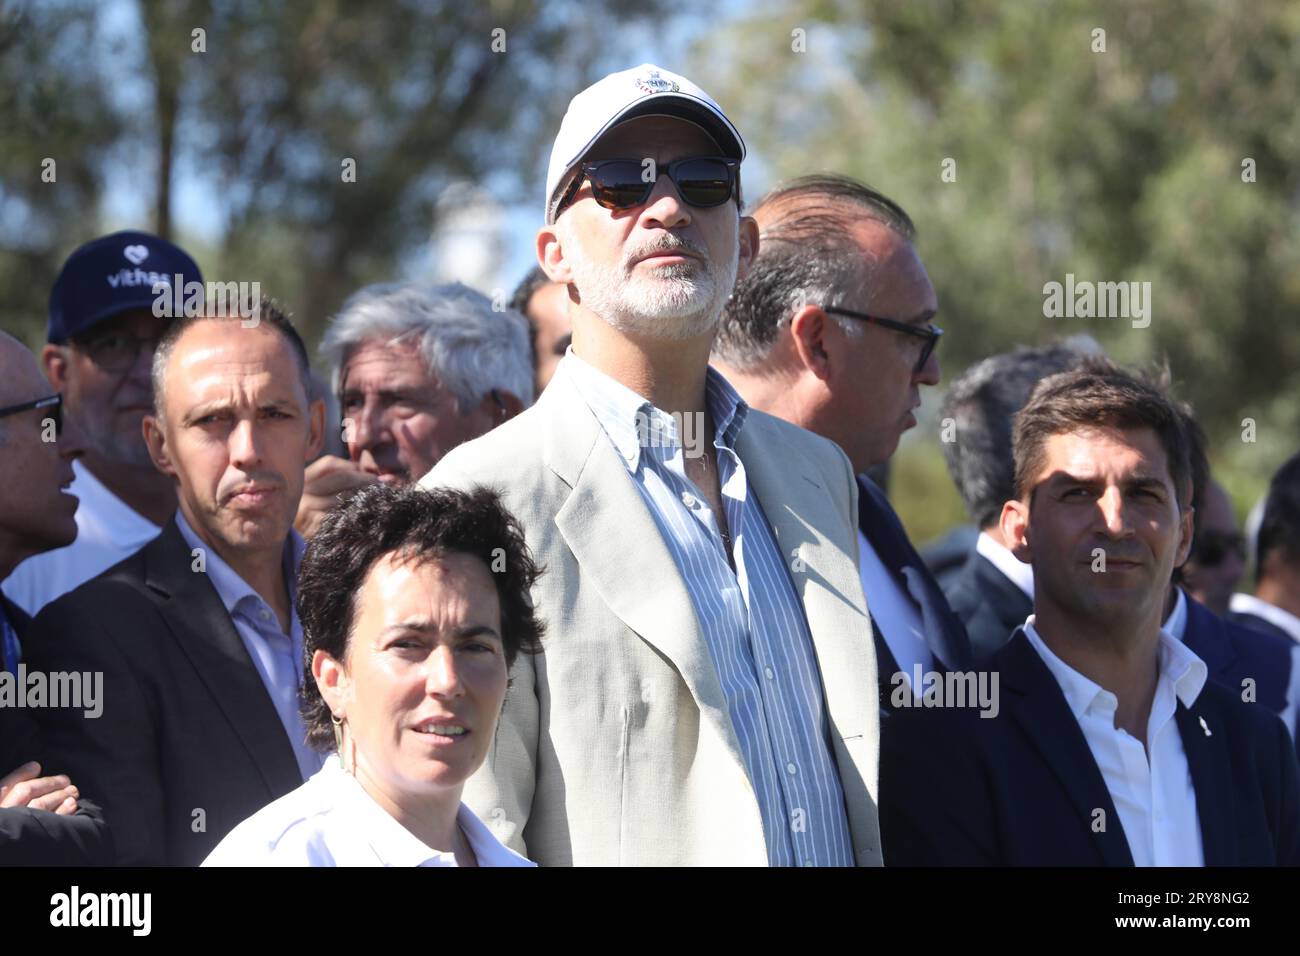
[939,336,1102,529]
[321,282,535,412]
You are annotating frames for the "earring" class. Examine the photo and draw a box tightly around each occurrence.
[331,714,346,770]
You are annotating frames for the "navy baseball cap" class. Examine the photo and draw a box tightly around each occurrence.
[47,230,204,344]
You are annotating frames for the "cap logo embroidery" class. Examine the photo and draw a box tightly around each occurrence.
[635,70,679,95]
[122,244,150,266]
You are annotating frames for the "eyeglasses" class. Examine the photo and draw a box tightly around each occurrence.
[822,305,943,374]
[1191,529,1246,567]
[556,156,740,216]
[70,331,163,372]
[0,393,62,436]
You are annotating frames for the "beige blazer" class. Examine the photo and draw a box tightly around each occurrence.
[419,368,880,865]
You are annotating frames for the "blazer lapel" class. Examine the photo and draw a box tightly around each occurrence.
[1001,632,1134,865]
[143,521,303,797]
[1180,594,1237,685]
[544,375,740,748]
[856,477,971,670]
[1175,697,1236,865]
[737,415,875,745]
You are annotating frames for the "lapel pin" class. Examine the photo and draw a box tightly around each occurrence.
[1198,715,1212,737]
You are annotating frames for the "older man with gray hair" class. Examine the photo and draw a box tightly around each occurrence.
[295,281,532,537]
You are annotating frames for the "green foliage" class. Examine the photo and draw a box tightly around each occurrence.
[692,0,1299,521]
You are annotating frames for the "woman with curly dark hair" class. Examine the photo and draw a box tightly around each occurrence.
[204,483,544,867]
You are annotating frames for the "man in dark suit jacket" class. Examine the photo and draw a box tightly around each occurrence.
[883,362,1300,866]
[0,333,111,864]
[943,545,1034,659]
[26,304,328,865]
[1229,452,1300,649]
[937,342,1091,655]
[858,475,972,709]
[882,629,1299,865]
[712,173,972,712]
[2,598,113,865]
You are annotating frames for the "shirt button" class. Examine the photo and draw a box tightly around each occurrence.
[682,492,697,508]
[764,667,775,680]
[260,608,271,621]
[804,859,814,867]
[786,763,797,776]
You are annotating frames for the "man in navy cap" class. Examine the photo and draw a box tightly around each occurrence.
[2,230,203,615]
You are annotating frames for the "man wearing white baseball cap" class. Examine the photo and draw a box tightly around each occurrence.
[422,64,881,866]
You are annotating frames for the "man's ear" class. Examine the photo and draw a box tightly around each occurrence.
[306,397,326,461]
[1001,498,1033,565]
[537,223,572,285]
[42,345,69,390]
[313,649,349,719]
[734,214,760,282]
[788,305,832,382]
[142,413,176,477]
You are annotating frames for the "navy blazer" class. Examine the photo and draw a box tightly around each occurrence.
[880,629,1300,866]
[0,595,113,865]
[943,549,1034,659]
[1183,592,1295,721]
[856,476,973,714]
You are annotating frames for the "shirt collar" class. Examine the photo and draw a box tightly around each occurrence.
[976,531,1035,599]
[1162,586,1189,642]
[1022,615,1208,720]
[326,761,530,867]
[557,347,749,474]
[174,508,306,618]
[1229,593,1300,643]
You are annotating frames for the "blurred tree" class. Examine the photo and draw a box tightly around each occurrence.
[2,0,680,346]
[0,0,120,340]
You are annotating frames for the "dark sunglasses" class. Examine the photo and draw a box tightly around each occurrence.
[1191,529,1246,567]
[822,305,944,374]
[557,156,740,215]
[0,392,62,435]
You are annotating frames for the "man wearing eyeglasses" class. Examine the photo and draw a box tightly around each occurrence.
[0,332,112,864]
[421,65,880,865]
[2,231,203,617]
[713,174,971,715]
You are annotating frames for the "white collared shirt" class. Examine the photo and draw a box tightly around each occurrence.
[1021,617,1208,867]
[202,760,535,867]
[976,531,1035,599]
[1230,593,1300,644]
[857,530,932,691]
[1163,587,1189,642]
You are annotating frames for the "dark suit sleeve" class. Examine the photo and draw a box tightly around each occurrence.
[0,708,114,865]
[880,708,1001,865]
[25,590,166,866]
[0,801,114,865]
[1269,714,1300,866]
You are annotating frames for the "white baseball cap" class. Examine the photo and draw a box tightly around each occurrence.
[543,63,746,224]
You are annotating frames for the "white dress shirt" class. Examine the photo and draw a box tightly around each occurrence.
[857,530,932,691]
[203,760,535,867]
[1230,593,1300,643]
[1162,587,1189,642]
[976,531,1035,599]
[1021,617,1208,867]
[2,460,161,616]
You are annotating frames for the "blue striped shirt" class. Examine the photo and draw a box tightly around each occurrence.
[561,351,854,866]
